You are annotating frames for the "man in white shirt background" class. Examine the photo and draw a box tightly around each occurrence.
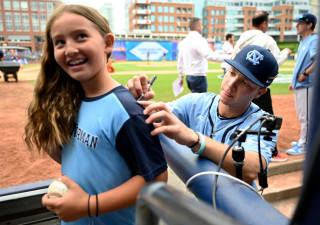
[221,33,234,75]
[233,11,292,162]
[177,17,230,93]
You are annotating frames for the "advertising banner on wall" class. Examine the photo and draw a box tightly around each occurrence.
[125,41,172,61]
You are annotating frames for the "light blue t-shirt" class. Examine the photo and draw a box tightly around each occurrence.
[292,33,318,89]
[61,86,167,225]
[167,93,276,167]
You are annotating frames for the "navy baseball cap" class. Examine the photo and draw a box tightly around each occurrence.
[294,13,317,25]
[225,45,278,87]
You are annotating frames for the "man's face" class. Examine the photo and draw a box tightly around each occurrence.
[196,20,203,34]
[261,18,270,33]
[220,67,266,109]
[296,21,309,35]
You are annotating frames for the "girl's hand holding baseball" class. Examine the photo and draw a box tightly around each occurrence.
[42,176,89,222]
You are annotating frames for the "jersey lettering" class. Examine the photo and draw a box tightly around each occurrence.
[71,122,99,149]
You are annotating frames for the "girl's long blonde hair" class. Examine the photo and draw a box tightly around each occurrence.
[25,4,112,155]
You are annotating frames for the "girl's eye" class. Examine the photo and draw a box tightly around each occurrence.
[78,34,86,39]
[54,40,65,46]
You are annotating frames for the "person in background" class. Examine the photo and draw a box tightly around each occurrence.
[24,4,167,224]
[221,33,234,75]
[177,17,231,93]
[127,45,279,185]
[233,11,292,162]
[0,49,4,61]
[286,13,318,155]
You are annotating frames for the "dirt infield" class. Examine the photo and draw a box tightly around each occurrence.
[0,80,299,189]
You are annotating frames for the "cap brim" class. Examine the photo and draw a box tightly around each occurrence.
[224,59,265,87]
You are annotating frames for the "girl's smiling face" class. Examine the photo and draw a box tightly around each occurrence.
[51,12,113,85]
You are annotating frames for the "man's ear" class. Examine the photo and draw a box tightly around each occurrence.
[104,33,114,54]
[254,88,267,99]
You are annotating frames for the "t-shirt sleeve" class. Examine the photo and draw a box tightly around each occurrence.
[115,114,167,182]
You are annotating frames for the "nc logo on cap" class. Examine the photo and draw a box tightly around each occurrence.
[246,50,264,65]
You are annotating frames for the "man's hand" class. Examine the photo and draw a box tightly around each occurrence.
[179,77,184,86]
[284,48,292,54]
[125,74,155,100]
[288,82,293,91]
[298,74,307,83]
[142,101,196,147]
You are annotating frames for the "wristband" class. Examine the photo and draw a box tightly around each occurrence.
[192,132,205,155]
[303,71,309,76]
[88,195,91,217]
[96,194,99,217]
[188,130,199,148]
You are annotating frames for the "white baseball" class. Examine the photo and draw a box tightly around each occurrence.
[47,178,68,199]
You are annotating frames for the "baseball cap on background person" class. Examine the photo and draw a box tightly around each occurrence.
[224,45,278,88]
[294,13,317,26]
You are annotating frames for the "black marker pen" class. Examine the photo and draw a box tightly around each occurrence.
[137,75,157,101]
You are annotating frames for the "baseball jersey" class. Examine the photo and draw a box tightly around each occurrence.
[292,33,318,89]
[61,85,167,225]
[167,93,276,166]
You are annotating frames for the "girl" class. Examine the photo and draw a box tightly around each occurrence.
[24,4,167,224]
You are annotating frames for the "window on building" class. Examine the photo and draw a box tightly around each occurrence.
[151,5,156,12]
[170,7,174,13]
[188,8,192,14]
[0,36,4,42]
[0,13,3,31]
[211,18,215,25]
[177,17,181,22]
[221,10,225,15]
[182,27,186,32]
[248,19,250,24]
[31,1,37,10]
[40,13,46,31]
[22,13,30,31]
[21,1,28,10]
[217,10,220,16]
[5,13,13,30]
[47,2,54,17]
[177,27,181,32]
[13,1,20,10]
[151,25,156,31]
[151,15,156,22]
[216,28,219,33]
[221,28,224,33]
[4,0,11,10]
[177,8,181,13]
[164,16,168,22]
[170,16,174,23]
[182,8,186,13]
[158,25,163,32]
[170,26,174,32]
[164,6,168,13]
[158,16,163,22]
[39,2,45,11]
[32,13,39,31]
[158,6,163,13]
[211,10,215,15]
[8,35,31,42]
[14,13,22,31]
[164,25,168,32]
[216,19,219,24]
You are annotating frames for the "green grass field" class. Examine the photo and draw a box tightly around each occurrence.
[27,60,295,102]
[111,60,295,102]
